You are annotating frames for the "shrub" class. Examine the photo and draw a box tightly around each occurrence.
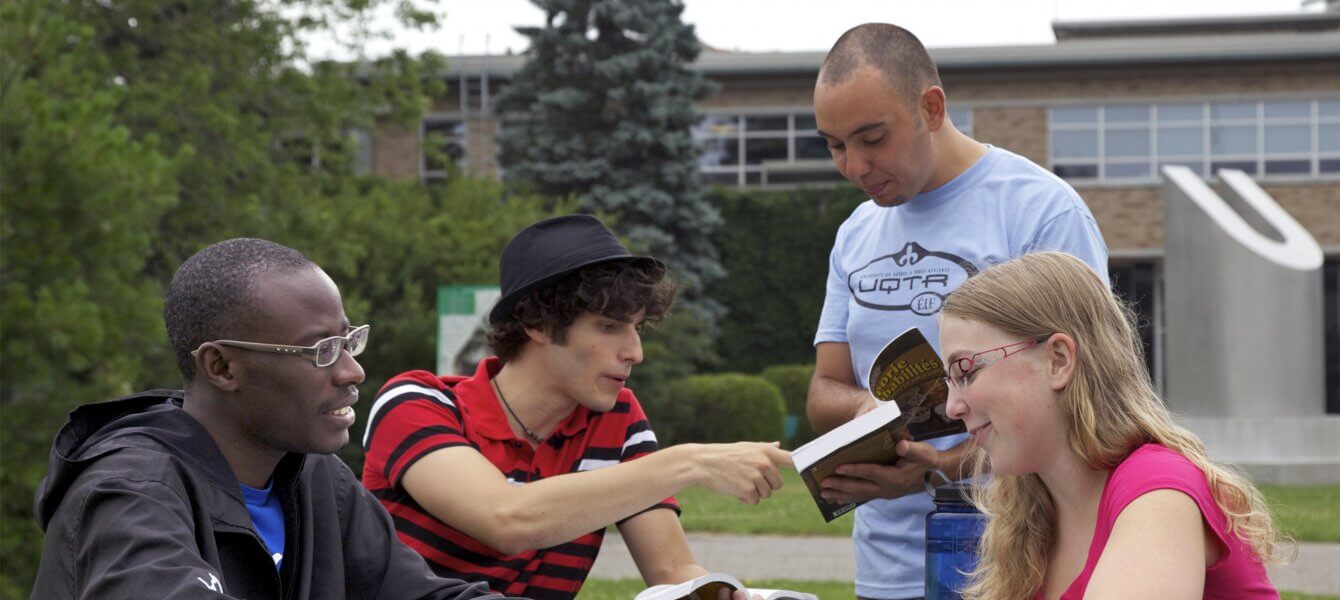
[760,364,817,449]
[647,373,785,448]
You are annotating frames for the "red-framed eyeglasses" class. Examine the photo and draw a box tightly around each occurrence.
[944,334,1054,390]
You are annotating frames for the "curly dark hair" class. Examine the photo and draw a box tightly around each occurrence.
[487,259,676,362]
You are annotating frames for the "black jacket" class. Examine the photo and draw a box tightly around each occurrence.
[32,390,514,600]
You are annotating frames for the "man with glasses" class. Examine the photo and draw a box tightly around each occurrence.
[805,24,1109,600]
[32,238,510,599]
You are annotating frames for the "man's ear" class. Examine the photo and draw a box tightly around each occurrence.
[523,325,551,346]
[921,86,947,132]
[1046,333,1078,391]
[194,343,240,392]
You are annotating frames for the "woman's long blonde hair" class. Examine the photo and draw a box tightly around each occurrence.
[943,252,1292,600]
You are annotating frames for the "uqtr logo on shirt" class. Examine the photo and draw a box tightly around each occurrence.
[847,242,977,315]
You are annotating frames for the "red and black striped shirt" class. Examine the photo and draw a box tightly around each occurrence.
[361,357,677,599]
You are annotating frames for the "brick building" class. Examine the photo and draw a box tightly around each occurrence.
[368,10,1340,410]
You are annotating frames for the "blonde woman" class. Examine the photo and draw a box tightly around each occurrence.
[939,252,1290,599]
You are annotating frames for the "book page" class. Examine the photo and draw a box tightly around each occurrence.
[793,327,964,521]
[796,422,907,520]
[791,399,902,472]
[634,573,744,600]
[752,588,820,600]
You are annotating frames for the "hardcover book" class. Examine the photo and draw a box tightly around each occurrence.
[791,327,966,521]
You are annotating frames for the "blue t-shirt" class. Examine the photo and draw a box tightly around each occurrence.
[814,146,1109,599]
[240,480,285,570]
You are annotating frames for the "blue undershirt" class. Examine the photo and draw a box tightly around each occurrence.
[240,480,285,571]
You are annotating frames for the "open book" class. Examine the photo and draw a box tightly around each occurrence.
[792,327,966,521]
[633,573,819,600]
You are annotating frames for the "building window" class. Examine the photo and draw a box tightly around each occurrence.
[1049,99,1340,183]
[351,129,372,176]
[422,117,467,181]
[695,111,831,186]
[695,107,971,188]
[948,107,973,139]
[1109,260,1163,391]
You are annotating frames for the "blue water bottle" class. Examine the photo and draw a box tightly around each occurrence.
[925,482,986,599]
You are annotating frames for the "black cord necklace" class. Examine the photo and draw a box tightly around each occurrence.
[492,377,544,445]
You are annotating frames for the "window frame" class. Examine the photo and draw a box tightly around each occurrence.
[694,106,973,189]
[421,114,469,182]
[1049,98,1340,185]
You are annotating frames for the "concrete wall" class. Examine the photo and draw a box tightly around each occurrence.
[1161,167,1338,482]
[1162,167,1325,416]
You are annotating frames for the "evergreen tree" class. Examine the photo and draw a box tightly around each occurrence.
[495,0,724,319]
[0,2,561,593]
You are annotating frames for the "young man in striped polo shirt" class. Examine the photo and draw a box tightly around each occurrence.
[362,215,793,599]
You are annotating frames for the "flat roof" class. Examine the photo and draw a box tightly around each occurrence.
[431,10,1340,79]
[1052,10,1340,40]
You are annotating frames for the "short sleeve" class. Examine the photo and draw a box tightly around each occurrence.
[618,398,661,461]
[614,396,680,519]
[1102,446,1234,561]
[814,234,852,346]
[363,374,472,490]
[1026,208,1111,287]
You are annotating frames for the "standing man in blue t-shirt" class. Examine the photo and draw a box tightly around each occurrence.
[807,23,1110,600]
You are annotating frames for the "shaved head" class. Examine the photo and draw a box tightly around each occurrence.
[164,238,316,381]
[818,23,942,106]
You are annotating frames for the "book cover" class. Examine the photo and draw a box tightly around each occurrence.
[633,573,819,600]
[792,327,965,522]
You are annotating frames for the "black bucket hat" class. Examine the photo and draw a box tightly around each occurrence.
[489,214,663,324]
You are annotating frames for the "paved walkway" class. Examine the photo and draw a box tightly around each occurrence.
[590,533,1340,595]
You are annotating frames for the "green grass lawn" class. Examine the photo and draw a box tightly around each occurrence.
[577,580,1336,600]
[677,470,852,537]
[676,471,1340,543]
[1259,485,1340,543]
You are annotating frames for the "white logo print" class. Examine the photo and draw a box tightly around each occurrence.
[197,572,224,592]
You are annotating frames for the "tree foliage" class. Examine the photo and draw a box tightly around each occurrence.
[494,0,724,320]
[705,186,868,374]
[0,1,562,595]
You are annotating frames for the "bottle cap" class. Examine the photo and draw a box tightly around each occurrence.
[931,481,975,505]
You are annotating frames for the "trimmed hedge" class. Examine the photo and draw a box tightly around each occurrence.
[647,373,785,448]
[760,364,817,449]
[706,185,867,374]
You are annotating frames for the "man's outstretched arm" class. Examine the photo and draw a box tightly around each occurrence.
[401,441,791,556]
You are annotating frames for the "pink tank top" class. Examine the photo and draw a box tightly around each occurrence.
[1047,443,1278,599]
